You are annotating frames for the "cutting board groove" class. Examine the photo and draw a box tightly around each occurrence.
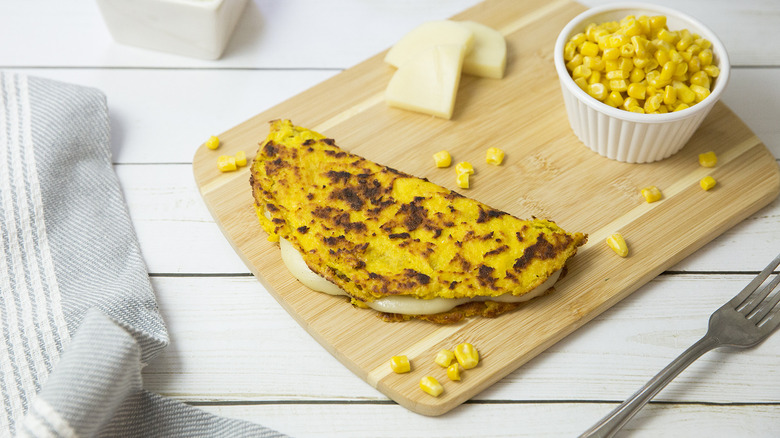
[193,0,780,416]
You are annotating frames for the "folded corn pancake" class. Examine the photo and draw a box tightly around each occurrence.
[250,119,587,323]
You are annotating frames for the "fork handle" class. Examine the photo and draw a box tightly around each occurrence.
[579,334,720,438]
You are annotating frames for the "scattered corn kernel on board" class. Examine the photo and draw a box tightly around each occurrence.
[193,0,780,416]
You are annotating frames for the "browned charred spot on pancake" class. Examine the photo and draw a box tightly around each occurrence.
[264,157,285,176]
[272,218,285,224]
[325,170,352,184]
[323,138,335,145]
[262,142,278,157]
[426,226,442,238]
[477,207,508,224]
[443,191,464,200]
[389,232,410,239]
[481,231,494,240]
[297,226,309,234]
[398,200,427,232]
[302,139,315,146]
[323,235,347,247]
[449,281,458,290]
[265,203,279,213]
[330,187,364,210]
[312,205,337,219]
[306,193,314,200]
[478,264,495,279]
[450,253,471,271]
[504,270,517,281]
[484,245,509,257]
[404,269,431,285]
[332,212,367,233]
[513,233,572,271]
[354,260,366,269]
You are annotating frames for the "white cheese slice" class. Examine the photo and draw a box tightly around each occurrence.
[384,20,474,68]
[459,21,507,79]
[385,44,465,119]
[279,237,560,315]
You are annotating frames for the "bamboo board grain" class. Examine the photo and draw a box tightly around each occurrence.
[192,0,780,416]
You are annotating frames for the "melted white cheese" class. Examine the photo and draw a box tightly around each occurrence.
[279,237,560,315]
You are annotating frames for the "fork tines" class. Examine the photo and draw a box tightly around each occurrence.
[730,252,780,327]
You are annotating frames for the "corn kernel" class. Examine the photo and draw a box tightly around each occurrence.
[641,185,663,203]
[605,91,624,107]
[390,355,411,374]
[606,69,627,80]
[603,47,620,61]
[609,79,628,92]
[434,349,455,368]
[623,97,641,111]
[580,41,600,57]
[698,151,717,167]
[420,376,444,397]
[486,147,505,165]
[572,65,592,79]
[690,84,710,102]
[455,161,474,175]
[433,150,451,168]
[700,176,717,191]
[571,32,587,47]
[663,85,677,106]
[627,82,646,100]
[673,103,690,112]
[658,29,678,44]
[456,172,469,189]
[454,342,479,370]
[689,71,710,89]
[588,70,602,84]
[205,135,220,150]
[644,94,663,113]
[660,61,677,81]
[649,15,667,31]
[447,363,461,381]
[566,54,584,71]
[698,49,713,66]
[587,83,608,101]
[702,65,720,78]
[234,150,247,167]
[629,67,645,83]
[606,233,629,257]
[217,155,237,172]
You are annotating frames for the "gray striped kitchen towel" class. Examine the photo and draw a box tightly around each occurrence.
[0,71,287,437]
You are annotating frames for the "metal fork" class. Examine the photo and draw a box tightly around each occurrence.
[580,252,780,438]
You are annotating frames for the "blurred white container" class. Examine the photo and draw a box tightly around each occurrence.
[553,2,730,163]
[96,0,248,60]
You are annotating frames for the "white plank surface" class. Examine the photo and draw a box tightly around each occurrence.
[4,0,780,436]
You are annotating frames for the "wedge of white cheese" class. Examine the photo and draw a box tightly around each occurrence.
[280,238,560,316]
[384,20,475,68]
[383,20,507,118]
[459,21,507,79]
[385,44,465,120]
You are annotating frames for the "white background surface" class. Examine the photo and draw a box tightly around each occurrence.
[4,0,779,436]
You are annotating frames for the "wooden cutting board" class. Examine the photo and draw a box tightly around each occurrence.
[193,0,780,416]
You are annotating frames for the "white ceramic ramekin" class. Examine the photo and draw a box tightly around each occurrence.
[554,2,730,163]
[96,0,248,60]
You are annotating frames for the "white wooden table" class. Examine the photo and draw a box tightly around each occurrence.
[4,0,779,436]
